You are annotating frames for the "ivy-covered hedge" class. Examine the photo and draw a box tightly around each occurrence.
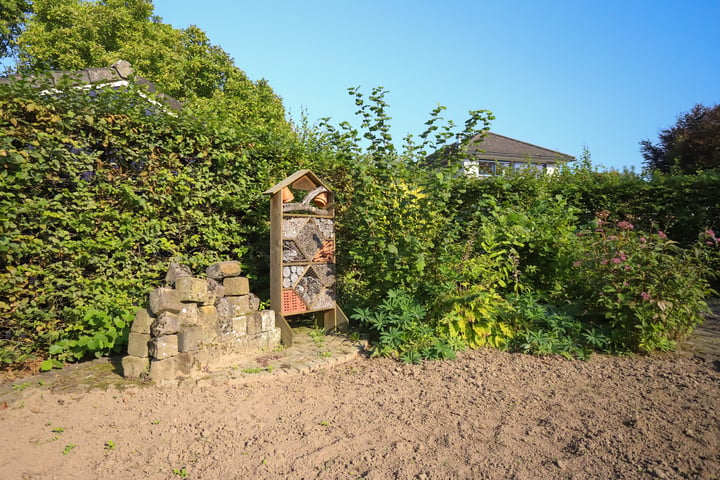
[0,78,299,367]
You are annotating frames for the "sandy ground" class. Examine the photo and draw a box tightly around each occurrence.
[1,311,719,480]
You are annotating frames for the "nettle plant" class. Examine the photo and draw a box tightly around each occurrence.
[564,212,717,352]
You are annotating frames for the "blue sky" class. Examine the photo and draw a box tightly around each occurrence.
[153,0,720,171]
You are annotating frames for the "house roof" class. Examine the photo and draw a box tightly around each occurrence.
[0,60,182,110]
[465,132,575,163]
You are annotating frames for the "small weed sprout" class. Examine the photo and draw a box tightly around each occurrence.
[63,444,77,455]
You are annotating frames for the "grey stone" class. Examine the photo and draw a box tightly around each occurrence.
[165,262,192,287]
[223,276,250,296]
[249,293,260,311]
[127,332,150,358]
[198,305,217,328]
[112,59,133,78]
[216,296,251,321]
[206,261,242,280]
[226,295,252,316]
[247,312,263,335]
[151,312,179,336]
[232,316,248,337]
[149,287,183,314]
[176,276,209,303]
[86,67,118,83]
[178,326,206,352]
[149,356,179,381]
[259,310,276,332]
[122,355,149,378]
[130,309,153,334]
[149,335,179,359]
[178,303,199,326]
[176,352,195,375]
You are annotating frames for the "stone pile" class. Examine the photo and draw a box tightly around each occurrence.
[121,261,281,382]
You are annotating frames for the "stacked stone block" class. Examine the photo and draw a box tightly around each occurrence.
[121,261,281,381]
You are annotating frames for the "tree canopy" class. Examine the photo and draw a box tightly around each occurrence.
[0,0,31,59]
[9,0,296,146]
[641,103,720,174]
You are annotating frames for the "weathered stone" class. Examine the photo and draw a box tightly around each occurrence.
[206,261,242,280]
[177,303,199,326]
[149,287,183,314]
[130,309,153,334]
[149,335,179,359]
[122,355,149,378]
[151,312,179,336]
[223,276,250,296]
[176,352,195,375]
[216,296,252,320]
[201,279,222,306]
[198,305,218,328]
[228,295,252,316]
[149,356,179,381]
[178,326,206,352]
[176,276,208,303]
[259,310,276,332]
[127,332,150,357]
[249,293,260,311]
[112,59,133,78]
[232,316,248,337]
[165,262,192,287]
[247,312,263,335]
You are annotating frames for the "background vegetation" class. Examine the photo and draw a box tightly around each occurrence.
[1,0,718,370]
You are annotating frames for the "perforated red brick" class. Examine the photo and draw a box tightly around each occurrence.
[282,289,307,314]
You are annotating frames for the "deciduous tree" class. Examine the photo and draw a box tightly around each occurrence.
[641,103,720,173]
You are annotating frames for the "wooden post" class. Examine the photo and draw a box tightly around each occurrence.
[269,191,293,346]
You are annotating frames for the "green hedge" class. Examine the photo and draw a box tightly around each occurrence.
[0,77,299,366]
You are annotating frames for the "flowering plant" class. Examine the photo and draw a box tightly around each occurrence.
[564,213,717,352]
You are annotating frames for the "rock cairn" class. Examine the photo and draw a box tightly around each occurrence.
[121,261,281,382]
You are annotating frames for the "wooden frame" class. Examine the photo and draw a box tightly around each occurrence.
[264,170,349,346]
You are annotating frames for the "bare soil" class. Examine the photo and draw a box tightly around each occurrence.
[1,315,719,479]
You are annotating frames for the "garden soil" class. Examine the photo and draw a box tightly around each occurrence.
[1,307,719,480]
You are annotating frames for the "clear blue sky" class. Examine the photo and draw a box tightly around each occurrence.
[153,0,719,171]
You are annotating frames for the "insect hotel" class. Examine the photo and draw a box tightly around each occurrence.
[264,170,349,346]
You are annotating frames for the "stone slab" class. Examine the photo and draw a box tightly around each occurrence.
[223,276,250,296]
[206,261,242,280]
[127,332,150,358]
[149,287,184,314]
[198,305,218,328]
[122,355,149,378]
[151,311,179,336]
[178,303,199,326]
[259,310,276,332]
[149,335,179,360]
[176,276,209,303]
[165,262,192,287]
[149,356,179,381]
[178,326,206,352]
[130,309,153,334]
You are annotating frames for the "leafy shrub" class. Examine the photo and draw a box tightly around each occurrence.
[561,214,717,352]
[351,289,462,364]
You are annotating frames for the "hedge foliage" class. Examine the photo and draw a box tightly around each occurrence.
[0,77,301,367]
[1,80,719,369]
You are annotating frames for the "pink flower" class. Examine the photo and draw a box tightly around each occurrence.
[706,229,716,238]
[608,235,618,241]
[572,260,582,267]
[707,241,714,246]
[625,265,631,271]
[639,237,647,243]
[617,221,634,230]
[600,259,608,265]
[612,257,622,264]
[640,292,651,301]
[657,231,667,238]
